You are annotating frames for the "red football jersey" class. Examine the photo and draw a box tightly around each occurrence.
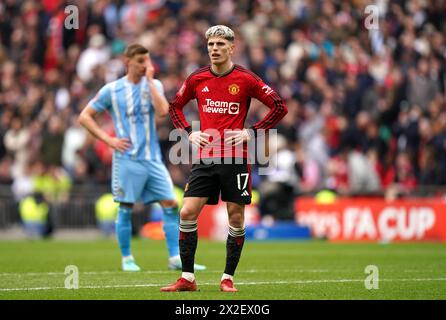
[169,64,288,158]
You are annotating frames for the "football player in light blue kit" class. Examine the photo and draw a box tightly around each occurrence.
[79,43,205,272]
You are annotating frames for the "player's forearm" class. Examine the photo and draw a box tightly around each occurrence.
[169,102,192,133]
[148,81,169,117]
[251,97,288,134]
[78,109,112,145]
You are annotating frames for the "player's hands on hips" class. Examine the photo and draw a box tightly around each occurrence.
[108,137,132,153]
[225,129,252,146]
[189,131,211,147]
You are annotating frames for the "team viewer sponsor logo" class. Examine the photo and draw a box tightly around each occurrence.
[202,99,240,114]
[228,103,240,114]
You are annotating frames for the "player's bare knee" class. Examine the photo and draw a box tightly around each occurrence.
[228,213,244,228]
[180,207,198,221]
[229,219,244,228]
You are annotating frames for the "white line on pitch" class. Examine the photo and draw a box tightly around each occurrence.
[1,278,446,292]
[0,269,329,277]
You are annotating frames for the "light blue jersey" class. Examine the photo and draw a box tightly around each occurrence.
[89,76,174,204]
[89,76,163,161]
[86,73,199,267]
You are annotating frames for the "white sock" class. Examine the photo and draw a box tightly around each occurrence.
[168,255,181,264]
[122,255,134,262]
[221,273,233,281]
[182,272,195,282]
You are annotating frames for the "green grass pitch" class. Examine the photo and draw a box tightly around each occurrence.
[0,239,445,299]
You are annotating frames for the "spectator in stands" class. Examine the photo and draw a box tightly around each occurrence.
[76,33,110,83]
[259,134,298,221]
[4,116,30,177]
[0,0,445,201]
[62,115,87,178]
[41,115,65,167]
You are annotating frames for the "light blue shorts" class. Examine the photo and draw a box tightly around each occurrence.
[111,155,175,204]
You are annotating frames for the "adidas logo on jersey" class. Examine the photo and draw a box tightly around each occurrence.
[241,190,250,196]
[201,86,210,92]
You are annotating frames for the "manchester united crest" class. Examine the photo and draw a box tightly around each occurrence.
[228,84,240,95]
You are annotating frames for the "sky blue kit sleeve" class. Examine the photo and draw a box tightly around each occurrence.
[153,79,164,95]
[89,84,112,112]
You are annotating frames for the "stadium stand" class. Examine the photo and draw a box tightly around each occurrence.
[1,0,446,231]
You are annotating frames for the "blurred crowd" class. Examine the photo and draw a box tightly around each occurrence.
[1,0,446,207]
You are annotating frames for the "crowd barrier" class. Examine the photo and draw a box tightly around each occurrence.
[2,183,446,242]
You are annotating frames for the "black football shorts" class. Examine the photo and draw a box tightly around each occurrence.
[184,158,252,205]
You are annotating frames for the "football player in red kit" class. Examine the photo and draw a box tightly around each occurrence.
[161,25,288,292]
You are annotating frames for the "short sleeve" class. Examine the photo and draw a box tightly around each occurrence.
[153,79,165,96]
[89,84,112,112]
